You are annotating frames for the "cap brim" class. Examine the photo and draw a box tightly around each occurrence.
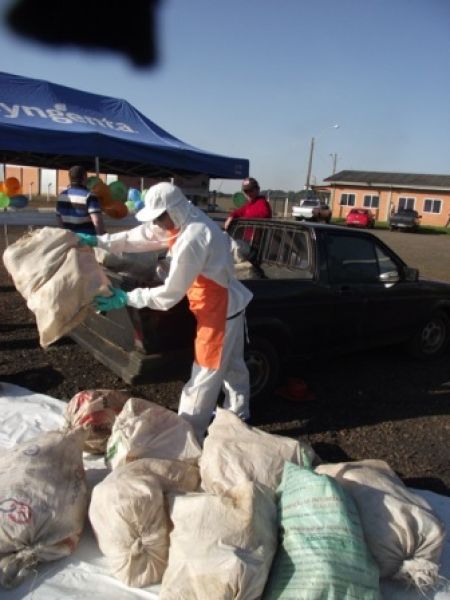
[135,206,166,222]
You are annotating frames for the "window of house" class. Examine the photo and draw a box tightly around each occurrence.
[340,193,355,206]
[423,198,442,214]
[363,195,379,208]
[398,197,415,210]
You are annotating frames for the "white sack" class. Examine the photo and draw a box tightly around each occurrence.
[2,226,111,347]
[106,397,201,469]
[64,388,130,454]
[0,429,88,588]
[316,459,447,589]
[89,458,199,588]
[200,407,316,494]
[160,482,277,600]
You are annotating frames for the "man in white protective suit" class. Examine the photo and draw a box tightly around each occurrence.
[76,182,253,443]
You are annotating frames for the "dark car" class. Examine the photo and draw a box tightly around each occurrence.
[389,208,421,232]
[71,219,450,400]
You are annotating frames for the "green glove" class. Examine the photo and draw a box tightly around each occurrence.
[94,287,128,312]
[76,233,98,247]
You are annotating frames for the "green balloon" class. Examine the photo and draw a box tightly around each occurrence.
[109,180,128,203]
[0,192,10,208]
[86,176,102,190]
[125,200,136,213]
[233,192,246,208]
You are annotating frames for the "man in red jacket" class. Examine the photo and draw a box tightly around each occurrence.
[224,177,272,232]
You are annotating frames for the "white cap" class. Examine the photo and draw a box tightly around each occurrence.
[135,182,186,222]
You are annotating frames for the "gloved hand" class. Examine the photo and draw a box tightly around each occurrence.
[94,287,128,312]
[76,233,98,247]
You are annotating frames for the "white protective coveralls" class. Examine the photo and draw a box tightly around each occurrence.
[96,183,253,441]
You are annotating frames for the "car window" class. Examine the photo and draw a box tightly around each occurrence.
[326,234,382,283]
[230,222,313,279]
[375,245,398,275]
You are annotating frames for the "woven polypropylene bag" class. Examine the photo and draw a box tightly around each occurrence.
[89,457,200,587]
[200,407,316,494]
[0,429,88,588]
[316,459,447,590]
[3,226,110,346]
[64,389,130,454]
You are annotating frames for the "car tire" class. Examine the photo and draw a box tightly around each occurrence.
[245,334,280,401]
[407,310,450,359]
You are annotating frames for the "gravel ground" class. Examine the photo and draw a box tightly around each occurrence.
[1,225,450,496]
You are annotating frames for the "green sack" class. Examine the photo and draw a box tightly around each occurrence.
[263,462,380,600]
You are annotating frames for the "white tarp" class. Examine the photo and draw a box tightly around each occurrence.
[0,381,449,600]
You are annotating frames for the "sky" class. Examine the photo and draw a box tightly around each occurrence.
[1,0,450,194]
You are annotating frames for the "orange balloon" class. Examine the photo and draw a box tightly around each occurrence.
[104,200,128,219]
[0,182,4,194]
[92,181,114,209]
[5,177,21,196]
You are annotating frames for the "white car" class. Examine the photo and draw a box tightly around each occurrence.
[292,198,332,222]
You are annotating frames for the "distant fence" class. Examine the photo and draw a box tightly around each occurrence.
[267,194,296,217]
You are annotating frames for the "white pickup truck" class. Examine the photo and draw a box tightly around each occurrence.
[292,197,332,223]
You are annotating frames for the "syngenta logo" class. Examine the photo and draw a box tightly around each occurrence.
[0,102,137,133]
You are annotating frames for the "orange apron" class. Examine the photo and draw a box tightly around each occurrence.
[168,229,228,369]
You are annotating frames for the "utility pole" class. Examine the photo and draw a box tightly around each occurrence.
[330,153,338,174]
[304,137,315,190]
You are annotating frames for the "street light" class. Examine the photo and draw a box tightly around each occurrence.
[304,124,339,190]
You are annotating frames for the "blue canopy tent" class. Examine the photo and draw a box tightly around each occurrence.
[0,71,249,179]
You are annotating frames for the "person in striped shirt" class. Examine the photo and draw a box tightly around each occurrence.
[56,165,105,235]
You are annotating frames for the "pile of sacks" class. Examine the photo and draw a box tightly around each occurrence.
[0,390,447,599]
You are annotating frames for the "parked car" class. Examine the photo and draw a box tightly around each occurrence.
[292,196,331,223]
[389,208,421,232]
[71,219,450,401]
[345,208,375,229]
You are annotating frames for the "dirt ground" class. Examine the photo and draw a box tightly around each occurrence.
[1,225,450,496]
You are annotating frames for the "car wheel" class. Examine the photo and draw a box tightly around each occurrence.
[245,335,280,401]
[407,310,449,359]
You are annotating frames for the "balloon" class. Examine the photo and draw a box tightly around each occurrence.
[0,192,10,208]
[9,194,28,209]
[104,200,128,219]
[108,180,128,203]
[5,177,21,196]
[127,188,141,204]
[86,175,102,190]
[92,181,114,208]
[134,199,144,211]
[233,192,246,208]
[125,200,136,213]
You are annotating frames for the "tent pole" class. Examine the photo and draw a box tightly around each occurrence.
[95,157,100,177]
